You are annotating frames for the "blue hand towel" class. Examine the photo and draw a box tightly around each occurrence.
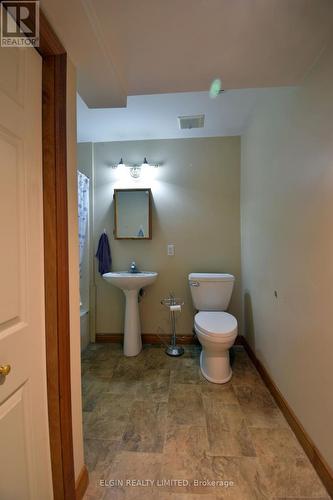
[96,232,112,275]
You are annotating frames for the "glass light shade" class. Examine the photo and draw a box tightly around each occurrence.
[129,166,142,179]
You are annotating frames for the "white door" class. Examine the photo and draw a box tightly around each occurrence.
[0,46,53,499]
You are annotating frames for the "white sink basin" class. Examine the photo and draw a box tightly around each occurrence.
[103,271,158,290]
[103,271,158,356]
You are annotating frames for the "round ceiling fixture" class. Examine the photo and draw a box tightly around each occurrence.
[209,78,224,98]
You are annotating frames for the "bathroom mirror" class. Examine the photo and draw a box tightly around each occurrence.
[113,188,152,239]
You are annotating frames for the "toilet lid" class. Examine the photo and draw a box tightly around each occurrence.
[195,311,237,337]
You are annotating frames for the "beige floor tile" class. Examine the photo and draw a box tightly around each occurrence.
[168,384,206,426]
[103,490,159,500]
[170,358,202,385]
[82,343,123,362]
[122,400,168,452]
[260,457,329,498]
[250,428,329,498]
[83,360,115,378]
[84,393,133,441]
[234,384,288,428]
[273,497,329,499]
[231,350,262,387]
[211,456,270,499]
[102,488,159,500]
[250,427,305,460]
[81,344,328,500]
[157,494,223,499]
[84,471,106,500]
[136,368,170,402]
[84,438,120,474]
[112,355,145,382]
[203,399,256,457]
[101,451,163,499]
[106,379,140,398]
[161,425,216,494]
[181,345,201,358]
[82,372,112,391]
[143,346,180,370]
[200,379,239,405]
[82,377,112,412]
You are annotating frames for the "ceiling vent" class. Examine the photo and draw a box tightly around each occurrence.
[178,114,205,130]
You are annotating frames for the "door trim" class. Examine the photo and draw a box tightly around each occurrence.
[75,465,89,500]
[39,11,76,500]
[0,5,81,498]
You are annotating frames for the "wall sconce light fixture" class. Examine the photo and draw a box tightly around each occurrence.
[112,157,159,179]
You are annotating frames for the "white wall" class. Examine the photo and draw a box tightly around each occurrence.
[79,137,241,338]
[241,40,333,468]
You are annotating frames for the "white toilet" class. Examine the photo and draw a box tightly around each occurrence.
[189,273,238,383]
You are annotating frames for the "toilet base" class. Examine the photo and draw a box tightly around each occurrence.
[200,350,232,384]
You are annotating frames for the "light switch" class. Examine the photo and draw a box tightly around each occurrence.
[167,244,175,256]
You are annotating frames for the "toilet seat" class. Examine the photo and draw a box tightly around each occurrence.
[194,311,237,341]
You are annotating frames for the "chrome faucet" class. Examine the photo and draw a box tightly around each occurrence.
[129,261,138,273]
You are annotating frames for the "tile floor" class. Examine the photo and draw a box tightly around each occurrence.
[81,344,330,500]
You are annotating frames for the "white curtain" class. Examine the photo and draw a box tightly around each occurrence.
[77,171,89,272]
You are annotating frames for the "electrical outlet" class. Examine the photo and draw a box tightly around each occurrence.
[167,244,175,256]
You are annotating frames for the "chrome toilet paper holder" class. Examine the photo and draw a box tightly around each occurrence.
[161,294,185,356]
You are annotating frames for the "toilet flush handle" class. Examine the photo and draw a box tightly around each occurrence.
[189,281,200,287]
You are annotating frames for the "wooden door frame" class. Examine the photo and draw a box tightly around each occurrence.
[38,10,77,500]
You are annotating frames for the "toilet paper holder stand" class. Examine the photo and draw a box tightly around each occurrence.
[161,294,185,357]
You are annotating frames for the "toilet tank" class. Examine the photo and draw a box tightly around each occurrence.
[188,273,235,311]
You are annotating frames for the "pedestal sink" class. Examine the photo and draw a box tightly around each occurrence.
[103,271,158,356]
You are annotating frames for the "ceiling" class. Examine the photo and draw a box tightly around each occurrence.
[95,0,333,95]
[41,0,333,108]
[77,88,273,142]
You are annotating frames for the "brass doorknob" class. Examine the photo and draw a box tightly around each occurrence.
[0,365,11,377]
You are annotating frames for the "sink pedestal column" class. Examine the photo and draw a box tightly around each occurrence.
[123,289,142,356]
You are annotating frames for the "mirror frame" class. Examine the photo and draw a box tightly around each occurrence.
[113,188,152,240]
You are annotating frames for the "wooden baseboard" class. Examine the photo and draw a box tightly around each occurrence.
[75,465,89,500]
[96,333,123,343]
[95,333,243,345]
[240,335,333,497]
